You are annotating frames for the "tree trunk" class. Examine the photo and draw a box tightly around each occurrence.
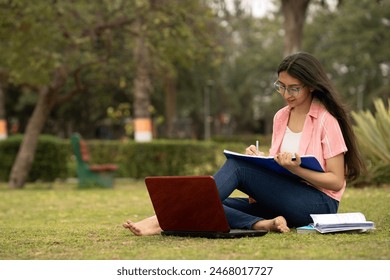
[281,0,311,57]
[0,88,7,140]
[0,71,8,140]
[133,18,153,142]
[164,74,177,138]
[8,86,56,188]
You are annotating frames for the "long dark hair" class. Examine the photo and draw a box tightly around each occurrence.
[277,52,365,181]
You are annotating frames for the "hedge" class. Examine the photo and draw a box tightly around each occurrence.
[1,129,389,186]
[85,139,247,178]
[0,135,247,182]
[0,134,69,182]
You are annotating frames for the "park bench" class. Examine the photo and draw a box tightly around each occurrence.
[71,133,118,188]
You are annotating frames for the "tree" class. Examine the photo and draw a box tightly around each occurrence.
[140,0,222,139]
[211,0,285,134]
[0,1,134,188]
[0,0,223,187]
[281,0,311,56]
[132,10,153,142]
[303,0,390,110]
[0,69,7,140]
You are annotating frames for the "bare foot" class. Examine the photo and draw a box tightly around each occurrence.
[122,215,162,236]
[252,216,290,233]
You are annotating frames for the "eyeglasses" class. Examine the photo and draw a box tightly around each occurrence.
[274,81,306,97]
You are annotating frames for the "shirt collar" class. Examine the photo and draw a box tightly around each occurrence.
[307,98,322,119]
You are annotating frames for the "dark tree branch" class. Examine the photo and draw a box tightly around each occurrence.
[54,66,83,105]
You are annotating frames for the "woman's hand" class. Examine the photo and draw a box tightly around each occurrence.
[245,145,264,156]
[274,152,301,170]
[274,152,346,192]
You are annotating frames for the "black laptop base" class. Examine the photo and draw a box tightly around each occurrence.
[161,229,268,239]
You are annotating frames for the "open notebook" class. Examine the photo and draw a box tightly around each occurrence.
[223,149,323,178]
[145,176,268,239]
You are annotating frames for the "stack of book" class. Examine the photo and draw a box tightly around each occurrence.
[296,212,375,234]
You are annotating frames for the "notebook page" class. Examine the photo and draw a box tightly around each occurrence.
[310,212,367,225]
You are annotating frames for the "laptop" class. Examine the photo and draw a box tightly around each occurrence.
[144,175,268,239]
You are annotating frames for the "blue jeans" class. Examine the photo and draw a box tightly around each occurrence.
[213,158,339,229]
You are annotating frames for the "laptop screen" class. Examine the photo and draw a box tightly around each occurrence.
[145,176,230,233]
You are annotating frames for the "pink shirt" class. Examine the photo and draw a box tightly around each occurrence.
[269,99,348,201]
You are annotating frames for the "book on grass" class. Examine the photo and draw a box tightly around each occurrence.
[303,212,375,234]
[296,224,318,234]
[223,149,323,178]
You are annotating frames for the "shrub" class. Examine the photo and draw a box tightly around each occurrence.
[84,140,247,179]
[352,98,390,185]
[0,135,248,183]
[120,141,220,178]
[0,134,69,182]
[0,133,283,183]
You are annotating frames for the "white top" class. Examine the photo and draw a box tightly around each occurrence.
[281,126,302,154]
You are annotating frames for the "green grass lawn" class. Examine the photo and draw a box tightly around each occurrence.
[0,179,389,260]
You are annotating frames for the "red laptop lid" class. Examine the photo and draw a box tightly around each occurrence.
[145,176,230,233]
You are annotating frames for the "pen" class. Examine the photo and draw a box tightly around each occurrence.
[256,140,259,151]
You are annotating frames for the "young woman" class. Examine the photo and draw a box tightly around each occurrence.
[123,52,365,235]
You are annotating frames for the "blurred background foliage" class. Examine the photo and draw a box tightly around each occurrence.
[1,0,388,139]
[352,99,390,186]
[0,0,389,186]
